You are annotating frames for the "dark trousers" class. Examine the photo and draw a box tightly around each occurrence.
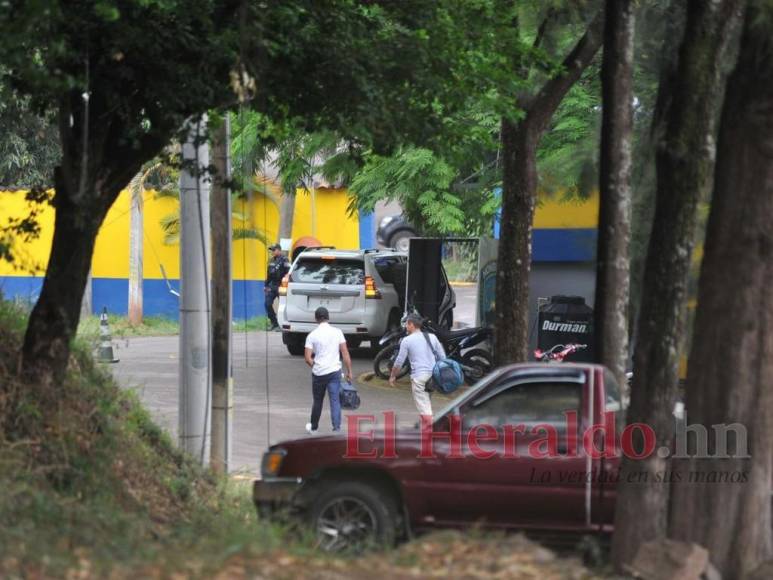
[264,287,279,326]
[310,371,342,431]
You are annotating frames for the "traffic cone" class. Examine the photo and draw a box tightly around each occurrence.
[97,307,119,363]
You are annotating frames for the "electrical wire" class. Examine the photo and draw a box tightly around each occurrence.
[261,155,271,446]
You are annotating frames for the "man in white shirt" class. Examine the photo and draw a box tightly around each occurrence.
[304,307,353,433]
[389,313,445,417]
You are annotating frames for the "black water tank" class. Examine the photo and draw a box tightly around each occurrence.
[537,295,594,362]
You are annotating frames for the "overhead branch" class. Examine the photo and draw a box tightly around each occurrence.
[527,9,605,134]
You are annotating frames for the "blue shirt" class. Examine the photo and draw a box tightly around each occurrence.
[394,331,446,378]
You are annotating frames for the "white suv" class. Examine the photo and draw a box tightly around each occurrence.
[278,249,409,355]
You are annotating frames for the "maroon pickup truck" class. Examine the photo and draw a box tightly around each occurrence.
[254,363,625,551]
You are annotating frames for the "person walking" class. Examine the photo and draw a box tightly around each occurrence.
[264,243,289,331]
[304,307,353,433]
[389,313,445,417]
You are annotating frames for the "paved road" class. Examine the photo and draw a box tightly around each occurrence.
[110,284,478,475]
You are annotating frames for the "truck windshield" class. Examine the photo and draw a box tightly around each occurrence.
[292,258,365,285]
[432,368,506,422]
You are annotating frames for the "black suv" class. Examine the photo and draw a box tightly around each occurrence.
[376,214,417,252]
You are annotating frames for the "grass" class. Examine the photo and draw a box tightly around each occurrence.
[78,313,180,339]
[442,257,478,283]
[0,300,298,577]
[77,314,271,340]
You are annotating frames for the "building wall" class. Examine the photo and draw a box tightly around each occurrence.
[0,186,364,319]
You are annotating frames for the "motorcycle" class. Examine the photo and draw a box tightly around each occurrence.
[534,343,587,362]
[373,309,493,383]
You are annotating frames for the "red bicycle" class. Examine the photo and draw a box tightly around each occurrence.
[534,343,587,362]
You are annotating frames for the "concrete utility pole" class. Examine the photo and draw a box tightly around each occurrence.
[210,116,233,474]
[128,182,144,325]
[179,115,212,465]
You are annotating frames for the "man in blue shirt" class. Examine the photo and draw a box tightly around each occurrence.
[389,313,445,417]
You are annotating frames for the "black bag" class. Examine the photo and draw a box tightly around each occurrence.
[340,380,361,410]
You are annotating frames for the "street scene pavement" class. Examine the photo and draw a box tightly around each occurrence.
[111,284,478,474]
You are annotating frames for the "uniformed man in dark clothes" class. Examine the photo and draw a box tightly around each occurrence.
[265,244,290,331]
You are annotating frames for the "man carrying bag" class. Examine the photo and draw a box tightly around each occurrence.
[389,313,445,417]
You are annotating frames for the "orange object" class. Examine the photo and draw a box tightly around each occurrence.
[365,275,381,299]
[291,236,322,261]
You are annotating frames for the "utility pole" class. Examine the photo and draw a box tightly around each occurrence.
[128,182,144,325]
[210,116,233,473]
[179,115,211,465]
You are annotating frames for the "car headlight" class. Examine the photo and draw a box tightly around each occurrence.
[261,448,287,478]
[379,215,395,229]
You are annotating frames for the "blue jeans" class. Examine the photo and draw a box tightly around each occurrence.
[264,287,279,326]
[310,371,342,431]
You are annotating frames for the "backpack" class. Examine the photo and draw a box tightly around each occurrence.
[340,380,361,410]
[422,331,464,394]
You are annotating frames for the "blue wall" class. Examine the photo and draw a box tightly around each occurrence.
[358,210,375,249]
[0,276,43,307]
[1,276,264,320]
[91,278,265,320]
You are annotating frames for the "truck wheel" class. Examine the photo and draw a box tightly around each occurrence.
[388,229,413,253]
[285,333,305,356]
[374,344,410,380]
[309,481,399,553]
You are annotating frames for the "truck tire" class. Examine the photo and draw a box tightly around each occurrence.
[388,229,414,253]
[309,481,400,552]
[285,333,306,356]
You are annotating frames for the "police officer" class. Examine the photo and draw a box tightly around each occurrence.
[265,243,289,331]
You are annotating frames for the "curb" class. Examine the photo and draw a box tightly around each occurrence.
[449,281,477,287]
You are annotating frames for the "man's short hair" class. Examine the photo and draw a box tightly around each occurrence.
[315,306,330,322]
[405,313,423,328]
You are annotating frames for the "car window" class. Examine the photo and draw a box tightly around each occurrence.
[291,258,365,285]
[461,381,582,434]
[373,256,403,284]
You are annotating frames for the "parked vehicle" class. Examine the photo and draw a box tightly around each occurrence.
[373,310,493,383]
[278,248,455,356]
[377,214,418,252]
[254,363,624,552]
[534,343,588,363]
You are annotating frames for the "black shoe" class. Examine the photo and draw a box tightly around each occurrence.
[269,324,280,332]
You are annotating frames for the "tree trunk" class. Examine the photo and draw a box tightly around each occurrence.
[611,0,742,570]
[279,191,295,241]
[594,0,635,388]
[669,4,773,576]
[494,120,537,364]
[19,90,165,391]
[494,10,605,365]
[21,179,112,387]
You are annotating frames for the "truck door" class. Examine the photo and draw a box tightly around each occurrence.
[418,374,593,530]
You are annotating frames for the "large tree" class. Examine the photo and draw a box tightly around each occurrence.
[593,0,634,388]
[0,0,484,391]
[611,0,743,569]
[494,8,605,364]
[668,2,773,576]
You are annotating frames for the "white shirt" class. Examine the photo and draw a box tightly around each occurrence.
[305,322,346,376]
